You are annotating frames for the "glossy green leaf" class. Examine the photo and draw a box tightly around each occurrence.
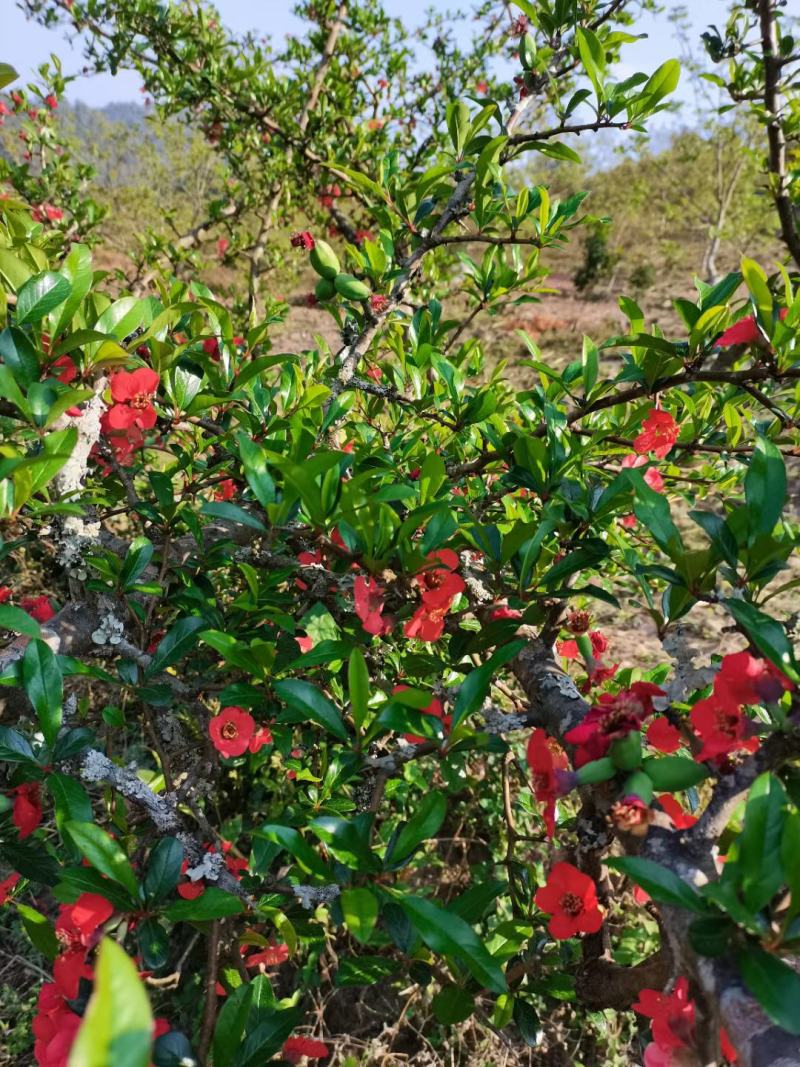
[16,271,72,325]
[399,894,507,993]
[740,772,786,913]
[274,678,349,741]
[164,886,245,922]
[22,639,63,748]
[606,856,707,914]
[65,821,139,899]
[737,945,800,1035]
[68,938,153,1067]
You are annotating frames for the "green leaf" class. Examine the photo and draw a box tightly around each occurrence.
[722,599,799,682]
[575,27,606,102]
[213,982,254,1067]
[737,945,800,1035]
[200,500,268,532]
[335,955,397,986]
[688,914,734,958]
[16,271,72,325]
[740,772,786,913]
[390,793,447,864]
[147,616,206,675]
[399,895,507,993]
[65,821,140,899]
[68,938,153,1067]
[433,985,475,1024]
[55,866,135,911]
[52,244,94,337]
[143,837,184,904]
[46,772,92,848]
[640,58,680,108]
[0,726,37,764]
[0,604,41,637]
[164,886,245,922]
[0,64,18,90]
[254,823,330,878]
[452,641,525,731]
[0,326,39,387]
[308,814,380,871]
[22,639,63,748]
[119,537,154,590]
[340,886,379,943]
[274,679,349,742]
[16,902,59,960]
[606,856,707,914]
[233,1007,303,1067]
[632,476,683,560]
[745,436,786,540]
[348,648,370,733]
[781,811,800,922]
[137,917,170,971]
[237,434,277,509]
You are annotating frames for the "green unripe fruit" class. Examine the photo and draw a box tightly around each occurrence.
[642,756,708,791]
[621,770,654,806]
[314,277,336,302]
[309,239,340,280]
[520,33,537,70]
[610,731,643,771]
[334,273,371,302]
[575,756,616,785]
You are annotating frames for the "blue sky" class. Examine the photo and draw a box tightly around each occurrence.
[9,0,731,118]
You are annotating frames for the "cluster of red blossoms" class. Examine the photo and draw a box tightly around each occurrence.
[690,650,792,763]
[98,368,159,466]
[291,230,315,250]
[618,407,679,528]
[404,549,465,642]
[565,681,665,766]
[526,729,569,836]
[633,977,737,1065]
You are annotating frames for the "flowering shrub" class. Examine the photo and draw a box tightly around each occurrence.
[1,1,800,1065]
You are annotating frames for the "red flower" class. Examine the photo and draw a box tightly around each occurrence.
[306,293,319,307]
[720,1027,737,1063]
[620,513,637,529]
[209,706,256,757]
[646,717,682,753]
[404,550,465,642]
[214,478,236,501]
[476,80,488,93]
[610,795,653,836]
[489,604,522,621]
[690,696,759,762]
[354,575,393,636]
[366,365,383,380]
[370,294,389,314]
[510,14,529,35]
[45,94,58,109]
[0,586,11,603]
[290,231,315,250]
[217,237,229,258]
[394,685,451,745]
[633,977,695,1051]
[714,650,792,709]
[50,355,78,383]
[557,631,607,659]
[202,337,221,359]
[249,726,273,753]
[566,609,591,634]
[33,981,83,1066]
[282,1037,329,1063]
[106,368,159,431]
[12,782,42,838]
[56,893,113,947]
[564,682,665,766]
[295,635,314,653]
[657,794,698,830]
[526,729,569,837]
[717,309,787,348]
[534,862,603,939]
[21,595,55,623]
[634,409,679,459]
[245,942,289,968]
[177,859,205,900]
[0,872,20,904]
[44,204,63,222]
